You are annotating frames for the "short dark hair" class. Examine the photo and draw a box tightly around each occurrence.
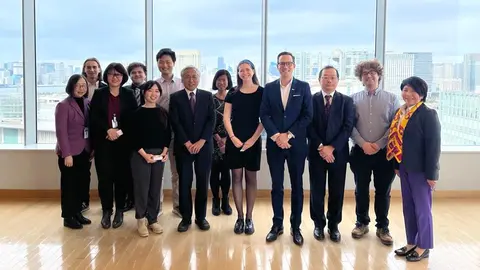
[139,80,163,97]
[127,62,147,75]
[156,48,176,62]
[65,74,88,97]
[319,65,339,78]
[103,62,129,86]
[277,51,295,63]
[401,76,428,102]
[82,57,102,81]
[212,69,233,90]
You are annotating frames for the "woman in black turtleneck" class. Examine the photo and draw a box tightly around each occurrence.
[55,74,93,229]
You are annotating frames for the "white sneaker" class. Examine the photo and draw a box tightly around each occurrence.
[149,222,164,234]
[137,218,149,237]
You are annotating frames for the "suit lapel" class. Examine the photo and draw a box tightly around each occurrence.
[326,93,341,136]
[181,90,194,118]
[68,97,84,119]
[273,80,284,111]
[284,78,297,112]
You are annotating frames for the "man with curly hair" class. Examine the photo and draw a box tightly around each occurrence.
[349,59,400,246]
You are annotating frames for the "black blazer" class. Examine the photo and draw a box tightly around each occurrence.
[125,83,145,106]
[393,103,441,180]
[169,89,215,156]
[307,91,355,163]
[89,86,138,150]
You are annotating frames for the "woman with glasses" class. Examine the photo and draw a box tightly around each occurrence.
[89,63,138,229]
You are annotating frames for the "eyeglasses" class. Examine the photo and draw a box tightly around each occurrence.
[278,62,294,67]
[75,84,87,89]
[362,70,377,77]
[108,73,123,78]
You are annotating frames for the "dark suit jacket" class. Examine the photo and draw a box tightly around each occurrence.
[260,78,313,149]
[89,86,138,150]
[169,89,215,156]
[55,96,91,158]
[393,103,441,180]
[307,91,355,163]
[125,83,145,106]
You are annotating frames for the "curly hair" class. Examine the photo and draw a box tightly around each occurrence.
[354,59,383,81]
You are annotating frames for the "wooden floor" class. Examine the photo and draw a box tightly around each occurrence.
[1,198,479,270]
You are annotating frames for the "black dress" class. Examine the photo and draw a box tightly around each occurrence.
[224,86,264,171]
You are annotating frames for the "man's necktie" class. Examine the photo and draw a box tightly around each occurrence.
[134,88,141,105]
[324,95,332,120]
[189,92,196,113]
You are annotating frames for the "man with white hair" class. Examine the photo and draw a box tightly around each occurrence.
[169,66,216,232]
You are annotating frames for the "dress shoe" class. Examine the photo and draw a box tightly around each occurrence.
[112,211,124,229]
[123,200,134,212]
[101,211,112,229]
[328,227,341,242]
[178,220,191,232]
[245,219,255,235]
[221,197,232,215]
[394,245,417,256]
[291,229,304,246]
[313,227,325,241]
[75,213,91,225]
[195,219,210,231]
[266,225,284,242]
[64,217,83,229]
[234,218,245,234]
[212,198,221,216]
[406,249,430,262]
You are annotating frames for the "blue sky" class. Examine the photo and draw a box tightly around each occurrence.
[1,0,479,67]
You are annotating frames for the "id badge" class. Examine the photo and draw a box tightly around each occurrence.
[112,119,118,128]
[84,127,89,139]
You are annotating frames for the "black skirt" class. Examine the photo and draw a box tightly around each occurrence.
[225,137,262,171]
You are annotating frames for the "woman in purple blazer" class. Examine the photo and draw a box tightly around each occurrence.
[55,74,93,229]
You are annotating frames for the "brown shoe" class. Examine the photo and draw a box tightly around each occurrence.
[352,224,369,239]
[376,228,393,246]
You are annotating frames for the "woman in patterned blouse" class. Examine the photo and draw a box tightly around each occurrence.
[210,69,233,216]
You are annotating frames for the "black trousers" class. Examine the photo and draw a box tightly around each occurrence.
[210,158,231,199]
[309,154,347,230]
[81,161,92,206]
[350,146,396,229]
[94,140,130,212]
[176,147,212,222]
[58,150,90,218]
[125,152,135,204]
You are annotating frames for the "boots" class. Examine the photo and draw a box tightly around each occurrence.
[221,196,232,215]
[137,218,149,237]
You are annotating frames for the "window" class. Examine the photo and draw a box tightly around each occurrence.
[152,0,262,90]
[266,0,376,96]
[0,2,23,144]
[35,1,146,143]
[386,0,480,146]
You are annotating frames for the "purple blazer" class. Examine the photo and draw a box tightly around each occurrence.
[55,96,91,158]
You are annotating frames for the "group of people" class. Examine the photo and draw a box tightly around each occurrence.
[55,49,441,263]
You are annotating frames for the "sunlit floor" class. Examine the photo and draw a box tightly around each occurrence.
[1,197,479,270]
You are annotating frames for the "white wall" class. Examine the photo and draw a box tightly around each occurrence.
[0,145,478,191]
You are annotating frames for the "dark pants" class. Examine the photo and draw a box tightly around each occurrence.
[176,147,212,222]
[58,150,90,218]
[81,161,92,206]
[94,140,130,212]
[266,145,306,229]
[125,152,135,205]
[399,164,434,249]
[131,149,165,224]
[350,146,396,228]
[309,154,347,230]
[210,158,231,199]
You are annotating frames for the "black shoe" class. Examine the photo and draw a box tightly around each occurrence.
[64,217,83,229]
[112,211,123,229]
[234,218,245,234]
[406,249,430,262]
[81,202,89,213]
[221,197,232,215]
[314,227,325,241]
[395,245,417,256]
[178,219,191,232]
[245,219,255,235]
[101,211,112,229]
[123,200,134,212]
[212,198,221,216]
[328,227,341,242]
[195,219,210,231]
[291,229,304,246]
[75,213,91,225]
[266,225,284,242]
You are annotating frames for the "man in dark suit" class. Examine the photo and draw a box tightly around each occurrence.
[169,66,215,232]
[260,51,313,246]
[308,66,355,242]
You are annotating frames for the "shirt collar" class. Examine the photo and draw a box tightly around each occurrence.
[159,75,177,84]
[185,88,197,96]
[364,87,381,96]
[322,90,335,98]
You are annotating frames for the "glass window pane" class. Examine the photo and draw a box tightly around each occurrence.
[0,2,23,144]
[386,1,480,146]
[36,1,146,144]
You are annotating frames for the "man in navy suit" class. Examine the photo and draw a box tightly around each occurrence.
[308,66,355,242]
[260,51,313,246]
[169,66,215,233]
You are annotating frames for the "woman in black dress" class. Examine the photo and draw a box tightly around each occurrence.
[224,59,264,235]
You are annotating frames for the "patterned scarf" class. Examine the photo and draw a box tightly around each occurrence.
[386,102,423,163]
